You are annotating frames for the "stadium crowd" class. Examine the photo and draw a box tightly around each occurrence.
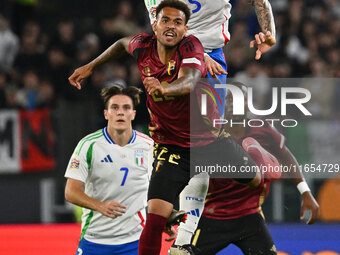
[0,0,339,119]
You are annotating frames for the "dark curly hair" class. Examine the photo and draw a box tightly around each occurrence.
[101,86,142,109]
[156,0,191,24]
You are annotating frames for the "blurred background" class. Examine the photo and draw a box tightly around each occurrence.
[0,0,340,254]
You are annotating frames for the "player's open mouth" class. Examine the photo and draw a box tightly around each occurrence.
[164,31,176,38]
[117,120,125,123]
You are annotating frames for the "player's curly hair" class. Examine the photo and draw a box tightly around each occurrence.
[156,0,191,24]
[101,86,142,109]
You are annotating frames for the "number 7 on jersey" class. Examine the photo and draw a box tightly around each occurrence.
[120,167,129,186]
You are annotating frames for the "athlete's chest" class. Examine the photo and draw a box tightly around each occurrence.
[138,47,180,82]
[89,144,148,184]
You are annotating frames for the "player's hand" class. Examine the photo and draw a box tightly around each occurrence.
[204,54,227,78]
[143,77,165,96]
[99,201,127,219]
[250,31,276,60]
[164,226,177,242]
[300,191,320,224]
[68,64,94,90]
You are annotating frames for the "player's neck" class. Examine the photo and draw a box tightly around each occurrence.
[157,43,176,64]
[107,126,133,146]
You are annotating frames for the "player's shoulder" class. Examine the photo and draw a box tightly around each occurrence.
[179,35,204,53]
[135,130,154,146]
[130,33,155,45]
[181,35,202,46]
[129,33,155,58]
[74,129,104,155]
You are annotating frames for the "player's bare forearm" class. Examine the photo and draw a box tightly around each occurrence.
[278,147,305,185]
[278,147,320,223]
[65,178,126,218]
[65,178,103,211]
[250,0,276,38]
[69,37,130,89]
[163,67,202,96]
[90,37,130,68]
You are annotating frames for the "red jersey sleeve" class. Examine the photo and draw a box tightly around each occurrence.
[128,33,153,58]
[179,35,207,77]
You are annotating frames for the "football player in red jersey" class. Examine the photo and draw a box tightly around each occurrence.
[68,1,266,254]
[192,82,320,255]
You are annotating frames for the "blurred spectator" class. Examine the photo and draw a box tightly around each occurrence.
[98,16,123,51]
[11,0,39,35]
[76,33,100,65]
[13,21,47,79]
[45,47,74,100]
[271,61,292,78]
[51,19,77,62]
[301,58,335,118]
[15,69,53,109]
[111,1,142,37]
[0,13,19,73]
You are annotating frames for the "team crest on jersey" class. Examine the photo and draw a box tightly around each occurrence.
[135,150,144,166]
[167,60,176,76]
[144,66,151,76]
[70,158,80,169]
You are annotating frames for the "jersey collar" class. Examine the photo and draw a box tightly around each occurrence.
[102,127,136,145]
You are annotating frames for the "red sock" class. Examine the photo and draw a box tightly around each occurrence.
[138,213,167,255]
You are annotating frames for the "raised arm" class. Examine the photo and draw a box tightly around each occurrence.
[278,147,320,224]
[68,37,130,89]
[249,0,276,60]
[143,67,202,97]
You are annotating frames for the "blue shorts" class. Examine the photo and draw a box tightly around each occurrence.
[76,238,139,255]
[207,48,228,117]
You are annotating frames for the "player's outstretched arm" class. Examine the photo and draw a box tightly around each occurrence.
[68,37,131,90]
[278,147,320,224]
[249,0,276,60]
[65,178,126,219]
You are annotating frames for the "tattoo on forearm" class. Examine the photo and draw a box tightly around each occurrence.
[166,78,193,96]
[251,0,276,38]
[93,39,128,66]
[166,68,201,96]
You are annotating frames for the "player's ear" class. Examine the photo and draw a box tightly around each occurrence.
[132,110,136,121]
[183,25,188,35]
[104,109,108,120]
[152,21,157,34]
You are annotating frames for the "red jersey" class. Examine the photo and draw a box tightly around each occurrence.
[129,33,215,147]
[203,122,286,219]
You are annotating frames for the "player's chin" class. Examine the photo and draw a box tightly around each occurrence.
[113,123,128,131]
[115,127,128,133]
[162,38,180,48]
